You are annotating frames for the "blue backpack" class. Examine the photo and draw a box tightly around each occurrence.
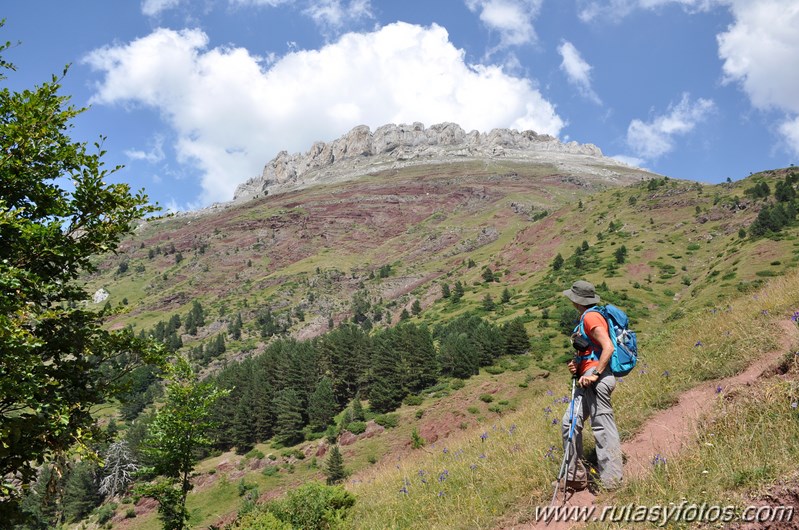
[579,305,638,377]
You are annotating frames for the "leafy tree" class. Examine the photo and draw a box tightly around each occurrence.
[324,445,347,485]
[136,357,228,530]
[0,36,163,521]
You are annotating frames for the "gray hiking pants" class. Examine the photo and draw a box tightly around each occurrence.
[560,372,623,488]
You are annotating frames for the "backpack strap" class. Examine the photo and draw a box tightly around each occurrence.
[573,307,604,362]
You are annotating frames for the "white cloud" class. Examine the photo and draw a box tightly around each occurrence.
[465,0,543,48]
[125,135,166,163]
[626,93,715,159]
[577,0,715,22]
[717,0,799,155]
[142,0,184,17]
[84,23,563,205]
[230,0,293,5]
[304,0,374,35]
[557,41,601,105]
[609,154,646,167]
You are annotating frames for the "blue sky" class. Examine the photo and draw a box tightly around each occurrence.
[4,1,799,211]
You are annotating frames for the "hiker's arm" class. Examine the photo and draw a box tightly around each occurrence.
[578,327,614,386]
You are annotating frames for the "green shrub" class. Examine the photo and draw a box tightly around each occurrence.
[245,449,265,460]
[346,421,367,435]
[484,365,504,375]
[403,395,424,406]
[450,378,465,390]
[265,482,355,530]
[232,510,292,529]
[415,409,424,419]
[263,466,279,477]
[125,508,136,519]
[467,406,479,414]
[373,414,399,428]
[479,394,494,403]
[96,503,117,525]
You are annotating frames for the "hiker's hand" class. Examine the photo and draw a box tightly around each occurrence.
[578,374,598,387]
[567,360,577,375]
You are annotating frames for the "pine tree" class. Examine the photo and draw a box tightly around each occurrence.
[503,318,530,355]
[325,445,346,485]
[501,287,512,304]
[308,377,338,431]
[441,283,451,299]
[411,299,422,316]
[452,281,465,303]
[552,253,564,270]
[439,332,479,379]
[273,388,305,446]
[482,293,495,311]
[351,395,365,422]
[368,333,405,413]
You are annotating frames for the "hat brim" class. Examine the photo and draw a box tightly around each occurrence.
[562,289,600,305]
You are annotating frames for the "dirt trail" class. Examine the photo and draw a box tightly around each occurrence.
[500,319,799,530]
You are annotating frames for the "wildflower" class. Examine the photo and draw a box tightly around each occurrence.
[662,370,670,378]
[639,369,647,375]
[792,402,798,409]
[547,390,554,396]
[652,454,666,466]
[418,469,426,477]
[470,464,477,471]
[551,418,558,426]
[617,377,624,383]
[509,424,517,435]
[762,310,769,316]
[694,340,703,347]
[438,470,449,482]
[792,311,799,323]
[438,491,446,497]
[715,385,723,394]
[442,448,448,454]
[480,432,488,442]
[399,486,408,494]
[404,478,410,486]
[478,453,486,459]
[544,446,555,460]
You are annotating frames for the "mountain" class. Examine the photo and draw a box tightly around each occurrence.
[232,122,648,200]
[78,123,799,529]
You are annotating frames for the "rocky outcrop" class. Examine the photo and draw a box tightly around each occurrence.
[233,122,633,202]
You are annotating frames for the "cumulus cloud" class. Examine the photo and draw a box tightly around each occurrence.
[626,93,715,159]
[717,0,799,156]
[84,23,563,205]
[465,0,543,48]
[557,41,601,105]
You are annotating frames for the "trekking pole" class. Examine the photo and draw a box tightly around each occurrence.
[550,376,577,506]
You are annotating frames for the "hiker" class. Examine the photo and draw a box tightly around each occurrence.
[560,280,623,491]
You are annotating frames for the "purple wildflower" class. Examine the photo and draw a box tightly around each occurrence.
[551,418,558,426]
[543,406,552,416]
[418,469,426,477]
[545,446,555,460]
[438,491,446,497]
[478,453,486,459]
[662,370,670,377]
[442,448,448,454]
[509,424,517,435]
[399,486,408,494]
[792,402,798,410]
[480,432,488,442]
[547,390,554,396]
[715,385,723,394]
[695,340,703,347]
[438,470,449,482]
[652,454,666,467]
[792,311,799,323]
[470,464,478,471]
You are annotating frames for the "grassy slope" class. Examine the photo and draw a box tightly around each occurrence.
[81,166,799,529]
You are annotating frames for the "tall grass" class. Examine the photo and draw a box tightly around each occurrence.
[348,270,799,529]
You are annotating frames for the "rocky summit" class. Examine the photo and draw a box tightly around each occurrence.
[233,122,647,201]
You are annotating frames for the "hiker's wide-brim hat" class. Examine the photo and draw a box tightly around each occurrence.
[563,280,600,305]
